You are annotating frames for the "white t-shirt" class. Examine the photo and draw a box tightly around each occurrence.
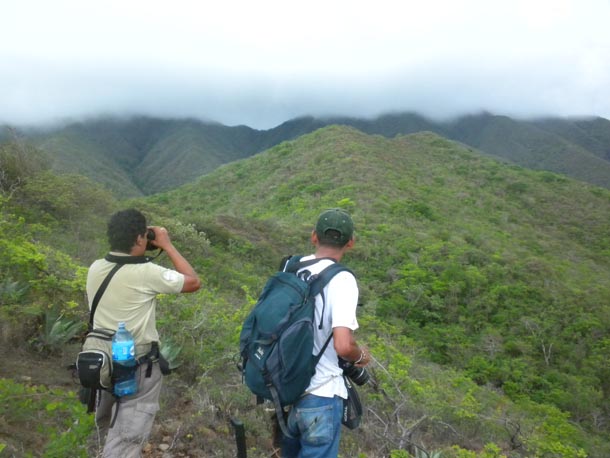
[295,255,359,399]
[86,253,185,348]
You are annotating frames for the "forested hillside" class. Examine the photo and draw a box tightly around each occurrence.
[20,118,268,196]
[6,111,610,198]
[532,117,610,161]
[1,126,609,457]
[442,114,610,189]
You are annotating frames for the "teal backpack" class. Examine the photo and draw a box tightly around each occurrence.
[239,255,352,437]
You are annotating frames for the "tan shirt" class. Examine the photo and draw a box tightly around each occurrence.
[86,253,185,348]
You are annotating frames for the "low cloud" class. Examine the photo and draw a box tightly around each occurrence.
[1,0,609,129]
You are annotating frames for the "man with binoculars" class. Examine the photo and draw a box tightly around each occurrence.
[86,208,200,457]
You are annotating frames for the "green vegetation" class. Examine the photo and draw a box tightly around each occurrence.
[1,126,609,456]
[0,378,94,457]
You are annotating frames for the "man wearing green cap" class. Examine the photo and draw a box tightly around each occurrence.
[281,209,371,458]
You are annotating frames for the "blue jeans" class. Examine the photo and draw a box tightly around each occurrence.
[281,394,343,458]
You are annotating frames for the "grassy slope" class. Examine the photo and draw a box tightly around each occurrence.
[145,125,610,454]
[31,125,145,197]
[153,127,610,337]
[155,124,610,390]
[159,124,609,268]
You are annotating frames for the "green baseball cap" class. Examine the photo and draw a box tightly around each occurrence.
[315,209,354,245]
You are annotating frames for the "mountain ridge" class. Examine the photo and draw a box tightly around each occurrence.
[4,111,610,195]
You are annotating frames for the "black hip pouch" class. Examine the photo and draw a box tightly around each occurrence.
[77,350,108,389]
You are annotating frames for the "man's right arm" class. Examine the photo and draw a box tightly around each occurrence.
[333,327,370,367]
[328,271,369,366]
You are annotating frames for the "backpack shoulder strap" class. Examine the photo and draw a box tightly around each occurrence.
[309,262,354,297]
[311,262,354,330]
[282,255,339,274]
[279,255,296,271]
[281,256,355,330]
[313,333,334,365]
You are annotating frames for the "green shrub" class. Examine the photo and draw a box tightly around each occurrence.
[0,378,94,457]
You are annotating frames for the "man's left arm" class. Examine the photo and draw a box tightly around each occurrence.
[149,226,201,293]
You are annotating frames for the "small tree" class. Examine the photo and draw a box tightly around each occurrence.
[0,138,51,196]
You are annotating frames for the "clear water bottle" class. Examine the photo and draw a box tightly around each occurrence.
[112,322,138,397]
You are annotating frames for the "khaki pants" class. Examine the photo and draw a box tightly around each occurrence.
[94,362,162,458]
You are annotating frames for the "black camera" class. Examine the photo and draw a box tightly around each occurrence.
[338,357,370,386]
[145,228,156,251]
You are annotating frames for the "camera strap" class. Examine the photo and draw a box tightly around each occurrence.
[104,253,159,264]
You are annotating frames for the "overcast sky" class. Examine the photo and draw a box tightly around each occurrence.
[2,0,609,129]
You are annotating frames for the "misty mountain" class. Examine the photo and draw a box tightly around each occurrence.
[19,118,268,196]
[531,116,610,161]
[442,113,610,187]
[6,112,610,196]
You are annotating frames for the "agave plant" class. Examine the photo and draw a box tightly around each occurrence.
[159,340,182,371]
[32,306,83,353]
[414,449,443,458]
[0,276,29,305]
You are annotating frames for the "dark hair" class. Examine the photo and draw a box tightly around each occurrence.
[317,229,349,248]
[107,208,147,253]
